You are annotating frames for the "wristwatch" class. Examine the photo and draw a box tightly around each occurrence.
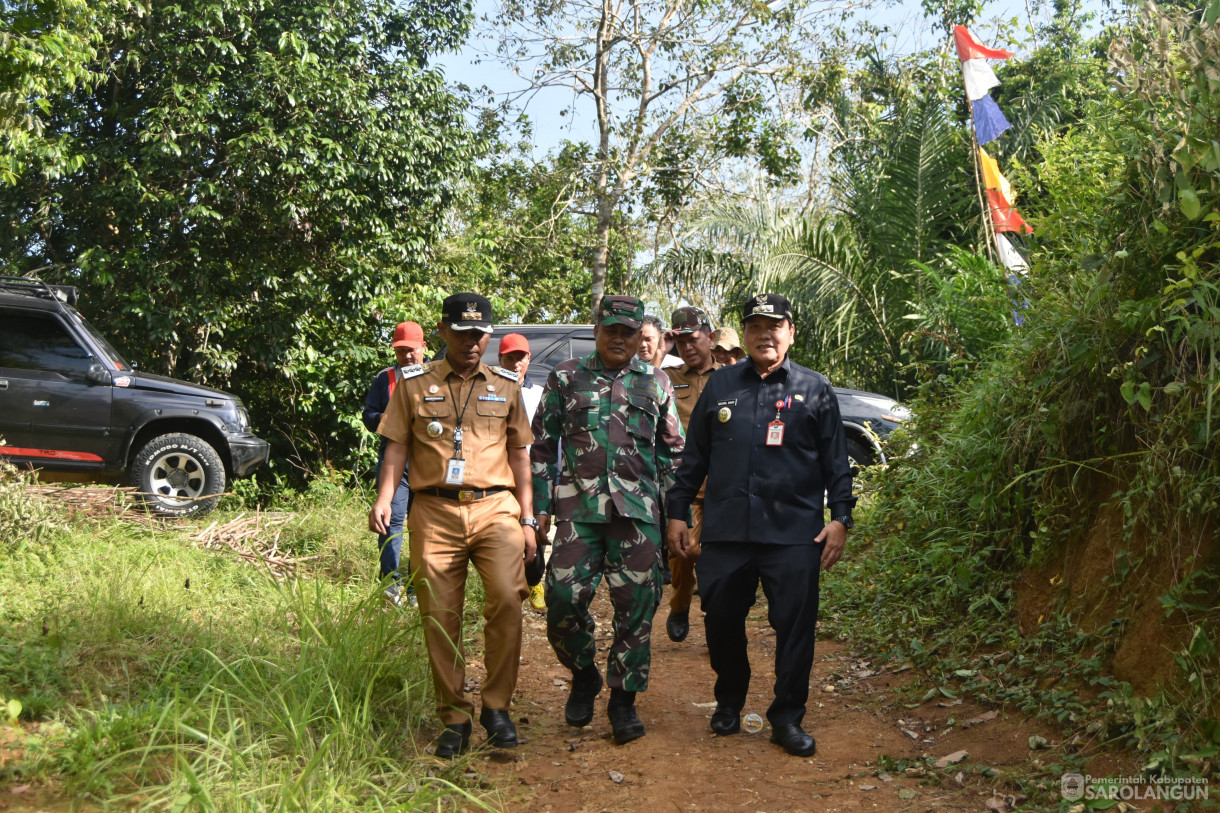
[520,517,539,530]
[831,515,854,530]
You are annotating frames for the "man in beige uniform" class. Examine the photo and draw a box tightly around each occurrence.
[662,306,721,642]
[370,292,538,758]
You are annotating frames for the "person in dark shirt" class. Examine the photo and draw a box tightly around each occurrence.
[666,292,855,758]
[362,321,426,606]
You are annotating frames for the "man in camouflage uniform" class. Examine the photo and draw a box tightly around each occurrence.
[531,295,685,745]
[662,306,721,643]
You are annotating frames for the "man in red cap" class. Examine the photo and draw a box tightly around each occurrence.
[362,320,426,606]
[498,333,543,422]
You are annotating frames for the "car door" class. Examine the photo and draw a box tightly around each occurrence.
[0,307,115,467]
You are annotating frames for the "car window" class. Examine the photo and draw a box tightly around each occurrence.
[69,311,132,371]
[0,310,94,377]
[536,336,595,371]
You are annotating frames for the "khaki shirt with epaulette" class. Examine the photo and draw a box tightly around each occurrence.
[665,360,721,501]
[378,358,531,491]
[665,360,722,429]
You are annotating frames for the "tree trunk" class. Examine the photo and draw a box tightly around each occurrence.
[589,0,614,319]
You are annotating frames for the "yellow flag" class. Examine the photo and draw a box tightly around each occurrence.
[979,147,1015,205]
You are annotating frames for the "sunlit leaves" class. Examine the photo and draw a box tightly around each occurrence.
[0,0,479,470]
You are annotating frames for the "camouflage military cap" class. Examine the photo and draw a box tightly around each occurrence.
[599,295,645,330]
[670,306,711,335]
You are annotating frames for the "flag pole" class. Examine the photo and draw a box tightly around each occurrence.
[965,95,999,265]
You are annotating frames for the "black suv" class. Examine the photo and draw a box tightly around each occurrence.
[481,324,911,467]
[0,276,270,517]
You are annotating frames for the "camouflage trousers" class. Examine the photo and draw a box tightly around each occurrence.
[545,515,663,692]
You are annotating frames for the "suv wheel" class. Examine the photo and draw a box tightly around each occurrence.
[130,433,226,517]
[846,437,875,475]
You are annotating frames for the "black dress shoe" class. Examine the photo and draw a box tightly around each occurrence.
[434,723,472,758]
[565,666,603,727]
[666,610,690,642]
[479,707,519,748]
[607,691,646,745]
[770,723,816,757]
[710,705,740,736]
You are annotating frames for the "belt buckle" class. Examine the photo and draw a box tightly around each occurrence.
[458,490,475,502]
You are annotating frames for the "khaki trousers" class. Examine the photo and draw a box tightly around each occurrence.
[668,499,703,613]
[408,491,529,725]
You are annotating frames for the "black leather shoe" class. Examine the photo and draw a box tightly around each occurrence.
[565,667,603,727]
[770,723,816,757]
[607,700,646,745]
[710,705,741,736]
[479,707,519,748]
[434,723,472,758]
[666,610,690,642]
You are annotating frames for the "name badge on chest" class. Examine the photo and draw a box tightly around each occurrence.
[766,420,785,446]
[766,398,788,447]
[445,457,467,486]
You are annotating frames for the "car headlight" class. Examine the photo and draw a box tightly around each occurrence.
[853,395,912,422]
[886,404,913,421]
[237,407,250,432]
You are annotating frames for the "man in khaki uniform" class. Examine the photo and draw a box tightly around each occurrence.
[662,306,721,643]
[370,292,538,758]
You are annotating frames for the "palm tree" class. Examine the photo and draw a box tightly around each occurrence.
[650,90,1009,398]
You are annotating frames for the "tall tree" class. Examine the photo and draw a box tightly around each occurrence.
[0,0,479,469]
[484,0,841,314]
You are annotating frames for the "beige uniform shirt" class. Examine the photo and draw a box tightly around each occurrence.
[665,360,722,429]
[378,358,531,491]
[665,360,721,501]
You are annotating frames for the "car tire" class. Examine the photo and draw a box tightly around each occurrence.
[129,433,226,517]
[845,437,875,475]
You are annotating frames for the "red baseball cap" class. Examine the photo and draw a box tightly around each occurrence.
[392,321,425,349]
[498,333,530,355]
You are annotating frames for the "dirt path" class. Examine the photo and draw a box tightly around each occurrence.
[465,590,1078,812]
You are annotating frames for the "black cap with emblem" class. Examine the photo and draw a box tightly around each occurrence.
[742,292,793,323]
[441,292,494,334]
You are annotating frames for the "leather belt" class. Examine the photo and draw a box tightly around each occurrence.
[420,486,509,502]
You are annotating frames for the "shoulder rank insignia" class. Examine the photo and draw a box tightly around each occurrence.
[491,365,520,382]
[400,363,429,380]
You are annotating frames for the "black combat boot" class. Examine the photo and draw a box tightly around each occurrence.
[565,665,603,727]
[607,688,645,745]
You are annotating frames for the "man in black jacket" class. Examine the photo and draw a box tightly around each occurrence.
[666,293,855,757]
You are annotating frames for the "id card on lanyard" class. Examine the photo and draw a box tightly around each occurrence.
[766,420,785,446]
[766,396,791,447]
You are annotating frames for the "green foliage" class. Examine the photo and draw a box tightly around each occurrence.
[0,0,101,185]
[485,0,831,314]
[836,0,1220,781]
[0,0,479,474]
[0,498,494,808]
[438,139,600,323]
[651,84,1009,397]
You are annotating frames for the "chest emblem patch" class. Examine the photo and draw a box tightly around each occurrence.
[426,420,444,437]
[428,384,439,394]
[718,407,732,423]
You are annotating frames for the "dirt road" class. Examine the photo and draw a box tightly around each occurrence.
[464,591,1076,812]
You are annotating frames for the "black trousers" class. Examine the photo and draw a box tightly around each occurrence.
[696,541,824,726]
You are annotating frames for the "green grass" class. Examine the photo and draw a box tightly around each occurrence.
[0,477,499,811]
